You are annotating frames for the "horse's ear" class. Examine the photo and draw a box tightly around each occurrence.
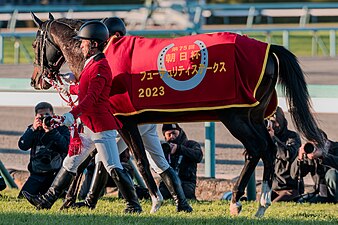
[49,12,54,21]
[31,12,43,28]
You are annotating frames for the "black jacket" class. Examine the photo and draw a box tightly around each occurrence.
[291,140,338,193]
[272,128,301,191]
[167,130,203,184]
[18,125,70,174]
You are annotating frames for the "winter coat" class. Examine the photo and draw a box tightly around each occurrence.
[166,130,203,184]
[18,125,69,174]
[272,128,301,191]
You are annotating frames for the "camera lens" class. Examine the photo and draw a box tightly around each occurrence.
[304,143,315,154]
[43,115,52,127]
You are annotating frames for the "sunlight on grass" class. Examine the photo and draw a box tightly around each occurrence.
[0,189,337,225]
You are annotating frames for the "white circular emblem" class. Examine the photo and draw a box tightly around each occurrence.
[157,40,208,91]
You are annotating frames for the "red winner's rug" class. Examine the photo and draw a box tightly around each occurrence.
[105,32,273,119]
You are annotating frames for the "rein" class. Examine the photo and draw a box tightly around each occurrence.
[39,19,79,107]
[39,20,65,79]
[43,76,78,108]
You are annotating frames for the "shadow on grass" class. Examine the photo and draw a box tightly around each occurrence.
[0,211,336,225]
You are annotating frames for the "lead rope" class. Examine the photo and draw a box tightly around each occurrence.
[44,76,82,156]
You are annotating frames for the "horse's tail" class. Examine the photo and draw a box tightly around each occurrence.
[270,44,324,147]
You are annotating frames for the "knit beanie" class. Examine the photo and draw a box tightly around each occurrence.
[162,123,181,134]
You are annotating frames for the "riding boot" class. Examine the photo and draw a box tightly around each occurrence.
[60,149,97,210]
[22,167,75,209]
[73,161,109,209]
[111,168,142,213]
[160,167,193,212]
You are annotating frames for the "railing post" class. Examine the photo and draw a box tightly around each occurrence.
[246,6,256,28]
[312,31,318,57]
[246,171,256,201]
[282,30,289,49]
[330,29,336,57]
[0,35,3,64]
[14,39,20,64]
[0,160,18,189]
[205,122,215,178]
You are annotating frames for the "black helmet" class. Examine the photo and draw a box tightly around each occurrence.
[75,21,109,44]
[101,17,126,37]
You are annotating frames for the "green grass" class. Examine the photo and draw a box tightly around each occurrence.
[2,30,338,64]
[0,189,337,225]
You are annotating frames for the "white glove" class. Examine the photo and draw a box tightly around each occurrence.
[62,112,75,127]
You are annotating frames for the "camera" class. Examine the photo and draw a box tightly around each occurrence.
[39,114,53,127]
[264,119,273,129]
[304,142,315,154]
[161,142,171,156]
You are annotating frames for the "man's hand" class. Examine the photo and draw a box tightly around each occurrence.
[169,143,178,154]
[32,115,43,130]
[268,126,274,138]
[298,144,306,160]
[62,112,75,127]
[307,148,323,160]
[42,121,53,132]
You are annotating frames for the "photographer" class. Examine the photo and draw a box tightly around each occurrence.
[267,107,302,202]
[18,102,69,198]
[292,132,338,203]
[159,124,203,200]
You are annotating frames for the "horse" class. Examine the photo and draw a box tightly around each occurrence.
[30,13,324,217]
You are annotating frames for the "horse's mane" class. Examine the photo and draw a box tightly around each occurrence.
[54,18,84,31]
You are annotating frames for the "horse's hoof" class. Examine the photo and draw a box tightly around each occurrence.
[255,206,267,218]
[229,202,242,216]
[150,192,163,213]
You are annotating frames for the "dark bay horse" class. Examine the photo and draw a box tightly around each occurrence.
[30,14,324,217]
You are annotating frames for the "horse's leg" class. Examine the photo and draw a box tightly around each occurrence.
[117,123,162,213]
[251,122,276,217]
[249,53,278,217]
[219,110,264,216]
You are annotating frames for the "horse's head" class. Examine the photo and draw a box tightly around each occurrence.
[30,13,84,90]
[31,12,65,90]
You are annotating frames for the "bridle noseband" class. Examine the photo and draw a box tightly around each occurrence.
[35,20,65,80]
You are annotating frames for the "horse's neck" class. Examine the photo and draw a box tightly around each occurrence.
[66,56,83,79]
[52,20,84,80]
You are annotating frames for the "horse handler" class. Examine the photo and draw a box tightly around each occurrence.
[23,21,142,213]
[70,17,192,213]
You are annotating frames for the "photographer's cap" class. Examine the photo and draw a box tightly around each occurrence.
[162,123,181,134]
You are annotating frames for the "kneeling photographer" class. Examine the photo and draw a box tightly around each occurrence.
[159,124,203,200]
[291,131,338,203]
[267,107,302,202]
[18,102,70,198]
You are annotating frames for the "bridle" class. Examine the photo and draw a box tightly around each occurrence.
[33,19,78,107]
[33,20,65,82]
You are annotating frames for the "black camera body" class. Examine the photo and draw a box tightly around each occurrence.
[39,114,52,127]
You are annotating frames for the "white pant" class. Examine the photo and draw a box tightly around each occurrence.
[116,124,170,174]
[63,128,123,174]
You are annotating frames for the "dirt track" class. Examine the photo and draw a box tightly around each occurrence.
[1,57,338,182]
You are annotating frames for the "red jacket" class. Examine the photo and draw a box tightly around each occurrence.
[70,53,122,132]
